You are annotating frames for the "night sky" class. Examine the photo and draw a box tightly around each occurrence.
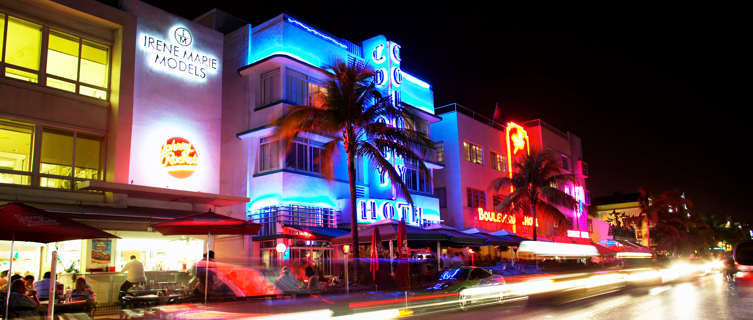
[129,1,750,222]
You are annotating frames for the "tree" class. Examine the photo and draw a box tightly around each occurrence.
[271,61,434,282]
[489,150,577,240]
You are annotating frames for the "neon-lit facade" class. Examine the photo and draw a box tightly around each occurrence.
[432,104,600,241]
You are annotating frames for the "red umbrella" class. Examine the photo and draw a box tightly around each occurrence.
[150,211,261,235]
[370,227,382,282]
[1,202,118,320]
[151,211,260,304]
[1,202,118,242]
[396,219,410,290]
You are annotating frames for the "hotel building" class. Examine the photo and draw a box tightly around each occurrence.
[431,103,608,242]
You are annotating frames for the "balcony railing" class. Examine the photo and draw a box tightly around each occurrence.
[248,204,338,236]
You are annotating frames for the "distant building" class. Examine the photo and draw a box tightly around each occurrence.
[593,193,649,246]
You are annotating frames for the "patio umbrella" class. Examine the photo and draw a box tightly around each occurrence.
[369,227,382,282]
[1,202,118,320]
[395,219,410,290]
[150,211,261,304]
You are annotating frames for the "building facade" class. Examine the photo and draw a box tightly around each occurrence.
[0,0,248,304]
[217,13,442,269]
[431,103,605,242]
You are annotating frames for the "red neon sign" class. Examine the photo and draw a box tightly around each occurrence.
[477,208,538,234]
[505,122,530,191]
[160,137,199,178]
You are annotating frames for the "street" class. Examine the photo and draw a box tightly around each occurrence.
[412,274,753,320]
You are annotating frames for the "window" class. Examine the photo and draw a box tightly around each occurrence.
[39,129,101,189]
[258,137,280,172]
[284,138,324,174]
[490,151,506,172]
[0,118,101,189]
[463,141,483,165]
[435,187,447,208]
[435,142,444,163]
[492,195,505,209]
[3,16,42,83]
[0,119,34,185]
[260,69,281,105]
[403,159,432,193]
[285,69,326,106]
[467,188,485,208]
[0,14,110,99]
[561,154,570,171]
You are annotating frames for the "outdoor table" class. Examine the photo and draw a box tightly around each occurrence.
[38,299,89,314]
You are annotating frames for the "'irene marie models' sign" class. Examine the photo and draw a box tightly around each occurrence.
[140,26,219,81]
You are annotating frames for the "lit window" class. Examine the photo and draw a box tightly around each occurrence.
[0,14,5,62]
[79,40,109,99]
[40,130,73,189]
[4,16,42,83]
[285,69,326,106]
[39,129,101,189]
[46,31,79,92]
[490,151,506,172]
[463,141,483,165]
[0,119,34,185]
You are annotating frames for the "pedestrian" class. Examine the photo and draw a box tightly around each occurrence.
[122,255,146,290]
[450,253,463,268]
[305,266,320,291]
[33,272,62,301]
[70,277,96,309]
[23,275,34,293]
[441,253,449,269]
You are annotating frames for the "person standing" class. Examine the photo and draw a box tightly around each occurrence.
[122,255,146,290]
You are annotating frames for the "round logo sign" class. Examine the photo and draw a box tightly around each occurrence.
[173,27,192,46]
[160,137,198,178]
[371,43,386,64]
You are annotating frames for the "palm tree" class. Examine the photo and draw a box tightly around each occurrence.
[489,150,576,240]
[271,61,434,282]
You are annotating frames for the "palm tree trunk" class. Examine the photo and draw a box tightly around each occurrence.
[347,138,359,284]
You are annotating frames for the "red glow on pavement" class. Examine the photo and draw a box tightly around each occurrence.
[348,292,459,309]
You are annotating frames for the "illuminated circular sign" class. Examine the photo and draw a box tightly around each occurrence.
[276,243,287,253]
[374,68,387,86]
[173,27,192,47]
[391,67,402,87]
[371,43,386,64]
[160,137,199,178]
[390,43,401,63]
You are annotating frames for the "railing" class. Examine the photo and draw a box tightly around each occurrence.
[248,205,338,236]
[435,103,506,131]
[0,168,98,192]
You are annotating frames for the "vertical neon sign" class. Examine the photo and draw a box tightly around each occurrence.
[505,122,530,192]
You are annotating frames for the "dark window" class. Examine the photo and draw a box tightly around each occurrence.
[467,188,486,208]
[435,187,447,208]
[284,139,324,174]
[561,154,570,171]
[470,268,491,280]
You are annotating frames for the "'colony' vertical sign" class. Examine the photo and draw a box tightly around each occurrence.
[139,25,219,81]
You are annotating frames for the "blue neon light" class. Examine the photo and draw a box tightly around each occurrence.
[286,17,347,49]
[439,268,460,281]
[403,72,430,89]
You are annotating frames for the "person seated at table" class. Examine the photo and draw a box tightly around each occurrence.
[5,279,39,318]
[70,277,96,307]
[0,274,22,292]
[23,275,34,293]
[274,266,302,294]
[33,272,62,301]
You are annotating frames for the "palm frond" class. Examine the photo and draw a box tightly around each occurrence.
[357,142,414,205]
[539,186,577,209]
[318,138,341,180]
[489,177,513,193]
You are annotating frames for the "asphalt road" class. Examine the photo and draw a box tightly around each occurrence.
[412,274,753,320]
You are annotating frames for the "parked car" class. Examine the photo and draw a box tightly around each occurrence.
[733,241,753,285]
[422,266,506,310]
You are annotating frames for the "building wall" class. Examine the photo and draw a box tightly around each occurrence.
[121,0,223,193]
